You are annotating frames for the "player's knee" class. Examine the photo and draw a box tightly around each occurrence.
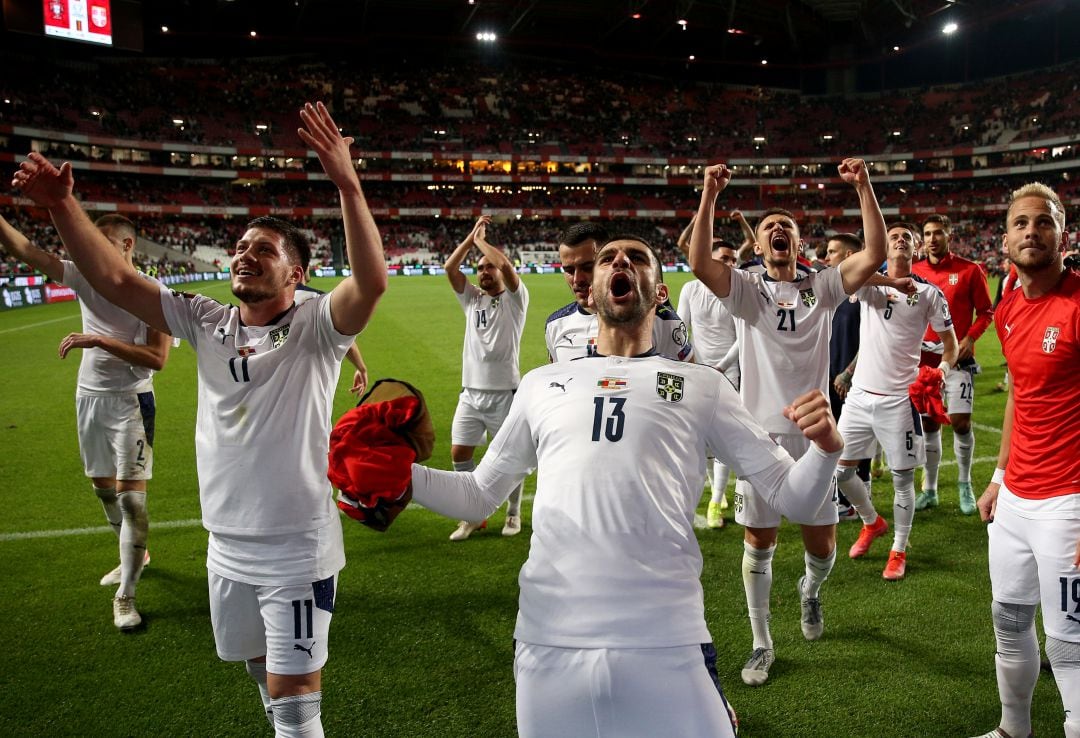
[1046,636,1080,670]
[835,465,857,483]
[951,418,972,434]
[991,601,1037,633]
[890,468,915,488]
[117,490,147,514]
[271,692,322,737]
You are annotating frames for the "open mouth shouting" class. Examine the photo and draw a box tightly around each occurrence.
[608,271,634,301]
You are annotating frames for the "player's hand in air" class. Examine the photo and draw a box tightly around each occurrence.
[298,101,361,196]
[783,390,843,454]
[701,164,732,199]
[838,157,871,189]
[12,152,74,208]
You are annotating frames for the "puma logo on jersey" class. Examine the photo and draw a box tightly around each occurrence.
[294,642,315,658]
[1066,614,1080,625]
[548,379,573,392]
[1004,323,1013,336]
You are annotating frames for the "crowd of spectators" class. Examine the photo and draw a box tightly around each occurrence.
[2,53,1078,158]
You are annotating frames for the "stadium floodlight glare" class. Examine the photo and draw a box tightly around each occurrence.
[631,12,642,19]
[822,134,833,140]
[892,130,902,136]
[688,54,695,61]
[752,135,766,143]
[249,30,258,37]
[761,59,768,65]
[942,22,958,34]
[677,19,687,29]
[256,124,268,131]
[476,31,497,42]
[893,45,900,51]
[161,26,169,33]
[172,118,184,125]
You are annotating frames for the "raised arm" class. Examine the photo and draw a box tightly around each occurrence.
[11,153,168,332]
[474,220,520,291]
[675,215,697,259]
[0,215,64,282]
[59,324,172,371]
[297,101,387,337]
[688,164,734,298]
[443,216,488,294]
[836,157,887,295]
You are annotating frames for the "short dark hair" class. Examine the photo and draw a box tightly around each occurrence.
[888,221,920,237]
[600,234,664,282]
[828,233,863,251]
[755,207,797,233]
[559,222,609,248]
[246,216,311,270]
[94,214,137,240]
[712,239,737,252]
[921,214,951,234]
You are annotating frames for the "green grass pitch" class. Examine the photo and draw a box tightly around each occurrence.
[0,271,1064,736]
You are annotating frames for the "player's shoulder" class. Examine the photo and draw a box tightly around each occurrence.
[546,301,581,324]
[655,298,684,321]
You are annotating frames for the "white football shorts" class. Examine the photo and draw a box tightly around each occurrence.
[76,391,155,480]
[838,388,925,470]
[209,572,337,675]
[734,433,839,528]
[988,484,1080,643]
[943,365,975,415]
[450,388,515,447]
[514,641,737,738]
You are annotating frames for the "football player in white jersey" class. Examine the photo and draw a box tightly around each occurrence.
[444,216,530,540]
[545,222,693,363]
[411,235,844,738]
[689,159,887,686]
[675,218,740,528]
[14,101,387,737]
[835,222,957,581]
[0,213,170,632]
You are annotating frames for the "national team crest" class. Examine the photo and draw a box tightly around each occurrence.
[237,346,257,357]
[906,292,920,306]
[490,297,500,309]
[799,289,817,308]
[656,372,684,402]
[91,5,108,27]
[949,273,959,285]
[1043,326,1061,354]
[270,325,290,348]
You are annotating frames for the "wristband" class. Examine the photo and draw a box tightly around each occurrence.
[991,467,1006,485]
[937,361,951,375]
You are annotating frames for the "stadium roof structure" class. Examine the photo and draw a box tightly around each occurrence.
[5,0,1079,91]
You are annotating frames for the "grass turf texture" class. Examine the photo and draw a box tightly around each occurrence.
[0,272,1064,737]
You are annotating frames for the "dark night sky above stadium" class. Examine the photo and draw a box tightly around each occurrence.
[5,0,1079,91]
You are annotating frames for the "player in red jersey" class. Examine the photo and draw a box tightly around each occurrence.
[971,183,1080,738]
[912,214,994,514]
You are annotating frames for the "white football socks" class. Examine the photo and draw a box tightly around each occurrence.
[954,429,975,484]
[891,469,915,552]
[95,486,122,536]
[742,542,775,651]
[923,430,941,491]
[116,491,149,598]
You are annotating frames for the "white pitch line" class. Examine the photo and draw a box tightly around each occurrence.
[973,422,1003,435]
[0,518,202,542]
[0,314,79,335]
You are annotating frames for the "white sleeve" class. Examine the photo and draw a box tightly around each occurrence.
[455,282,479,314]
[676,283,693,327]
[743,444,842,521]
[718,339,740,372]
[928,288,953,335]
[411,374,536,518]
[158,284,211,347]
[410,463,522,520]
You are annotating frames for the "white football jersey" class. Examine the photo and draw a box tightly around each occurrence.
[63,260,156,394]
[722,267,847,433]
[159,287,352,542]
[852,277,952,395]
[455,281,529,390]
[545,300,693,363]
[482,354,787,648]
[676,279,737,372]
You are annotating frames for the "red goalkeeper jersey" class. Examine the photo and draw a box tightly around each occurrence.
[996,270,1080,500]
[913,252,994,349]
